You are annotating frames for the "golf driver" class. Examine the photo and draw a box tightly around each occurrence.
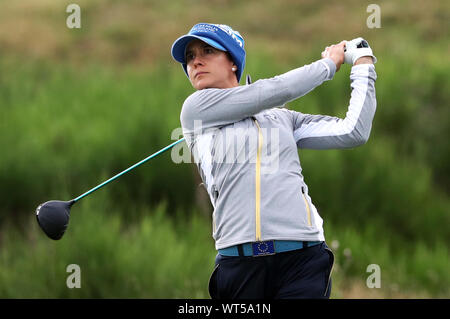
[35,138,185,240]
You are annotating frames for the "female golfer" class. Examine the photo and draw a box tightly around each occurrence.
[171,23,377,299]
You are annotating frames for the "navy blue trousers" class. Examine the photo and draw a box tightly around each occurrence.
[208,242,334,299]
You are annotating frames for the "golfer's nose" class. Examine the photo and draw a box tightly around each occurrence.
[192,53,205,67]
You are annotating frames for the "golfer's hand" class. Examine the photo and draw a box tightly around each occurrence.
[344,37,377,65]
[321,41,345,72]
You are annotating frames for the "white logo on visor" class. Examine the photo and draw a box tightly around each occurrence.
[214,24,243,48]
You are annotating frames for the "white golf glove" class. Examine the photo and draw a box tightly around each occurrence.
[344,37,377,64]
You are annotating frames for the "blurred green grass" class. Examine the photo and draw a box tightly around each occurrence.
[0,196,217,298]
[0,57,196,219]
[0,51,448,298]
[0,195,447,298]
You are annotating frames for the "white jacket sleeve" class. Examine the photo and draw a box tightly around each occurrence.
[291,64,377,149]
[180,58,336,137]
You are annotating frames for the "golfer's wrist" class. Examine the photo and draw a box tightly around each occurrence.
[321,58,337,80]
[354,56,374,65]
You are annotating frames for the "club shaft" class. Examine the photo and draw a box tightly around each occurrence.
[73,138,185,202]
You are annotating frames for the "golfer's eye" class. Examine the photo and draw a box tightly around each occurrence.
[185,52,194,62]
[204,47,214,54]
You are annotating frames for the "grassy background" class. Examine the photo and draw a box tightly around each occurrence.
[0,0,448,298]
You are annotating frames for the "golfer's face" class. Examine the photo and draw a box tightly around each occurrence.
[185,39,237,90]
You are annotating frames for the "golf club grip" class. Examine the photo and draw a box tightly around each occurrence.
[72,138,185,202]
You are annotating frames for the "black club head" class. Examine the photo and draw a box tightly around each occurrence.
[36,200,75,240]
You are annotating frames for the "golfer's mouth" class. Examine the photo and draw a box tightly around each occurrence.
[195,72,208,78]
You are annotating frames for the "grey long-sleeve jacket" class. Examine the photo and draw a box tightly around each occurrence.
[180,57,377,250]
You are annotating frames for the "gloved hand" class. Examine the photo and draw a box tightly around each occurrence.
[344,37,377,64]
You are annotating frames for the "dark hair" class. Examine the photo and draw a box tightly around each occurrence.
[225,51,236,66]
